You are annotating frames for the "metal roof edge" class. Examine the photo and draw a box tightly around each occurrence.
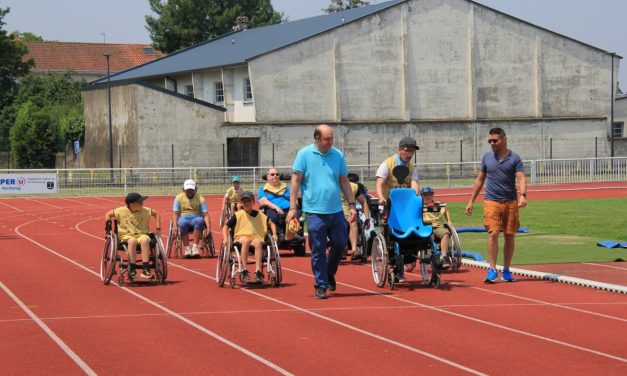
[81,80,227,112]
[246,0,410,62]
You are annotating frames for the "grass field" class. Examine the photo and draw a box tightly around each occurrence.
[445,198,627,265]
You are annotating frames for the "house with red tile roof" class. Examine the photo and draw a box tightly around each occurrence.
[23,41,164,82]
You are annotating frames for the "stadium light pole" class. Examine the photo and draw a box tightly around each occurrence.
[610,52,615,158]
[104,53,114,179]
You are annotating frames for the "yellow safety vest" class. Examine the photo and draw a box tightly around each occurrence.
[381,155,416,199]
[176,192,205,216]
[114,206,152,238]
[233,210,267,242]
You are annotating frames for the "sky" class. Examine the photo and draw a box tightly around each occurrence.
[2,0,626,85]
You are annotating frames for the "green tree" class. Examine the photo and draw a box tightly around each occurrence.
[7,73,84,167]
[324,0,371,13]
[146,0,284,53]
[10,101,57,168]
[9,31,43,41]
[0,7,33,112]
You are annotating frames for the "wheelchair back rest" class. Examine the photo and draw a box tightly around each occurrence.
[105,219,118,235]
[392,165,410,184]
[388,188,432,239]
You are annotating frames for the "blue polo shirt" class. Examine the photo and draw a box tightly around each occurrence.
[480,150,524,201]
[292,144,348,214]
[257,186,291,210]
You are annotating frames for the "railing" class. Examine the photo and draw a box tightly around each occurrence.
[1,157,626,197]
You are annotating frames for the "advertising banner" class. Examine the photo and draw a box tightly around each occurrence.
[0,173,58,194]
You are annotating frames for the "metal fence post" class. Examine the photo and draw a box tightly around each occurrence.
[530,160,536,185]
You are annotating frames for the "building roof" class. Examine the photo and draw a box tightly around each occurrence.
[23,41,164,74]
[90,0,619,86]
[91,0,407,84]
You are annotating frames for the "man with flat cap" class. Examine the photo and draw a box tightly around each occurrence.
[375,136,421,283]
[375,136,421,205]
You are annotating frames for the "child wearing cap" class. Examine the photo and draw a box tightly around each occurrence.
[222,191,277,283]
[222,176,244,216]
[421,187,452,269]
[105,193,161,279]
[172,179,211,258]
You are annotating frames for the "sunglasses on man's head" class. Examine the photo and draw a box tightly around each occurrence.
[487,139,500,144]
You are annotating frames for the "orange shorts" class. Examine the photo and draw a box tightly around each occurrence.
[483,200,519,235]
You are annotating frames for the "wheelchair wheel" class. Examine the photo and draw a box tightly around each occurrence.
[100,233,118,285]
[155,235,168,283]
[219,205,232,228]
[202,231,216,258]
[356,226,368,261]
[370,233,389,288]
[166,220,175,258]
[216,237,232,287]
[446,225,463,271]
[419,242,440,288]
[267,235,282,287]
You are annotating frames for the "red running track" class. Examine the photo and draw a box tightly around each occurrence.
[0,187,626,375]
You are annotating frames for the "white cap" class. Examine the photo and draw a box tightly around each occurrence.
[183,179,196,190]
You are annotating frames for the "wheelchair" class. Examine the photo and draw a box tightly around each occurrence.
[219,202,233,228]
[100,220,168,286]
[216,231,282,288]
[165,219,215,258]
[259,205,306,257]
[370,188,441,289]
[422,202,463,272]
[345,201,375,262]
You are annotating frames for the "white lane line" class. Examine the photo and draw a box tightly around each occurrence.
[25,198,64,209]
[0,281,97,376]
[14,217,294,376]
[2,301,625,324]
[582,262,627,271]
[74,221,486,375]
[169,263,487,376]
[284,266,627,364]
[462,284,627,323]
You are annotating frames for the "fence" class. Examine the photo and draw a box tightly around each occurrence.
[1,157,626,197]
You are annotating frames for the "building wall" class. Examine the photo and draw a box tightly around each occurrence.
[249,0,615,126]
[82,84,225,168]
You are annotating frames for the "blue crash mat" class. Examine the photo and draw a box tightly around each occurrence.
[596,240,623,249]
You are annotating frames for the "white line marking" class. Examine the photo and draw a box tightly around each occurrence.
[582,262,627,271]
[14,216,294,376]
[0,281,97,375]
[283,266,627,363]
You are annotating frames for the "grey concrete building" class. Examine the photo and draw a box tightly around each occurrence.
[82,0,623,169]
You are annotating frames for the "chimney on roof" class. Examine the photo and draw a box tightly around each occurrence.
[233,16,250,31]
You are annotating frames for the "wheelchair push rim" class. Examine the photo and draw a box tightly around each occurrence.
[447,225,463,271]
[216,237,232,287]
[370,234,388,288]
[100,234,118,285]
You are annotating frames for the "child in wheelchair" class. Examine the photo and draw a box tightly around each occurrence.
[222,191,277,283]
[172,179,211,258]
[222,176,243,216]
[420,186,452,270]
[104,192,161,279]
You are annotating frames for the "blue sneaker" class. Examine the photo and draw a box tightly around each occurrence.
[501,269,516,282]
[483,268,498,283]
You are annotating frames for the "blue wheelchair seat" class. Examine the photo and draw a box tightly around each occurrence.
[388,188,432,239]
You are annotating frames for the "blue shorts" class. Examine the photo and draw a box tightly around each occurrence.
[177,216,205,235]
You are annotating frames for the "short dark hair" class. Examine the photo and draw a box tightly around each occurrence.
[314,127,321,139]
[489,127,506,137]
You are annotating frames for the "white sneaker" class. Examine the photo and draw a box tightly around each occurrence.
[191,244,200,257]
[184,245,192,258]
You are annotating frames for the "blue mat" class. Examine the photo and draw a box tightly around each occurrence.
[456,227,529,233]
[461,251,485,261]
[596,240,627,249]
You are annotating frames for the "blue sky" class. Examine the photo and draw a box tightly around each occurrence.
[2,0,626,86]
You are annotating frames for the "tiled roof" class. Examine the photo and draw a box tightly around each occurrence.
[23,41,164,73]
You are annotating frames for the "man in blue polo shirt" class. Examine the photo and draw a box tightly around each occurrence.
[287,124,357,299]
[465,127,527,283]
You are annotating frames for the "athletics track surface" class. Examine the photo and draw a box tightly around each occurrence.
[0,182,626,375]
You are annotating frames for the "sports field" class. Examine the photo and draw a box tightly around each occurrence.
[0,182,625,375]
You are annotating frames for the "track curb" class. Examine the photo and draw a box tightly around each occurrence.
[462,259,627,294]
